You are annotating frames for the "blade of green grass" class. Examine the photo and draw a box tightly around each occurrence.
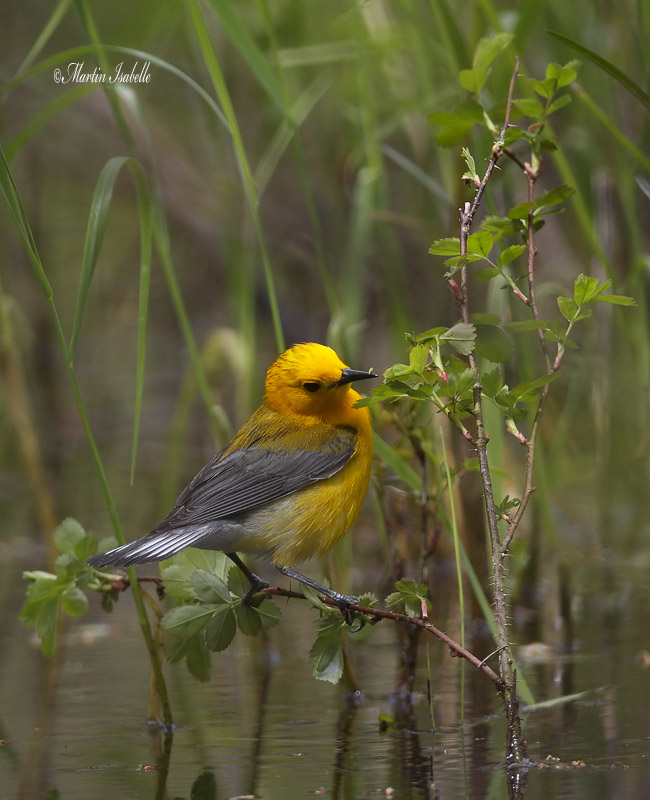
[113,84,227,447]
[0,141,172,726]
[572,84,650,173]
[69,157,137,356]
[74,0,135,146]
[130,165,153,485]
[206,0,285,111]
[14,0,71,75]
[372,432,423,493]
[68,155,153,482]
[440,427,465,723]
[5,85,98,163]
[256,0,340,315]
[547,29,650,112]
[187,0,284,353]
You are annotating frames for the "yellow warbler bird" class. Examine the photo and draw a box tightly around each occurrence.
[88,343,376,616]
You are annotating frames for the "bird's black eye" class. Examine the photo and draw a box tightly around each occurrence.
[303,381,321,393]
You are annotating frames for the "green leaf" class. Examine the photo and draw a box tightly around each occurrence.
[165,634,189,663]
[508,201,532,220]
[459,32,513,93]
[475,325,514,363]
[177,549,231,579]
[513,98,545,119]
[409,344,429,376]
[35,598,60,656]
[473,32,514,69]
[571,275,635,308]
[459,67,485,94]
[592,293,636,306]
[535,184,575,212]
[505,319,553,332]
[257,599,282,629]
[557,295,578,320]
[573,274,603,305]
[159,565,198,602]
[547,94,572,114]
[451,367,477,396]
[191,569,230,604]
[227,565,251,598]
[162,604,217,637]
[61,585,88,617]
[498,244,526,267]
[496,495,521,515]
[511,372,559,400]
[53,517,86,554]
[236,603,262,637]
[300,582,332,613]
[74,534,97,563]
[442,322,476,355]
[546,61,580,87]
[313,647,344,684]
[461,146,478,183]
[205,605,237,651]
[529,77,555,99]
[467,230,494,257]
[310,616,344,682]
[429,237,461,256]
[185,633,212,682]
[482,215,520,237]
[481,367,503,398]
[503,127,527,146]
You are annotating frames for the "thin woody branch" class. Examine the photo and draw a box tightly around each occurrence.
[119,575,505,690]
[263,587,506,690]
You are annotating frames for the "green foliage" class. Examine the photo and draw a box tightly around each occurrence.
[160,562,282,680]
[385,579,432,619]
[308,592,377,683]
[21,518,119,655]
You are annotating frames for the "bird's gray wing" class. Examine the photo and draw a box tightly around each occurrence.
[155,424,357,532]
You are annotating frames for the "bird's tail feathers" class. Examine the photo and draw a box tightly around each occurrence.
[87,525,214,568]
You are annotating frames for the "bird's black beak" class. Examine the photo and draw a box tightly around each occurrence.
[334,368,378,387]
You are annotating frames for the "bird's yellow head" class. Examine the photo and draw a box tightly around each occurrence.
[263,343,376,423]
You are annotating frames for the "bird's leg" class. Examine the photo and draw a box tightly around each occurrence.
[226,552,269,606]
[276,565,359,624]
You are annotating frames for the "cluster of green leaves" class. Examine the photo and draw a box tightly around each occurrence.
[159,552,281,681]
[20,518,118,655]
[509,61,580,171]
[21,522,424,686]
[360,44,634,445]
[430,28,578,169]
[359,271,632,440]
[385,578,432,618]
[302,586,378,683]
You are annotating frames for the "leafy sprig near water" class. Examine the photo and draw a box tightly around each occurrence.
[20,517,119,655]
[161,558,282,681]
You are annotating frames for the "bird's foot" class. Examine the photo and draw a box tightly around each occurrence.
[330,591,360,626]
[242,574,270,607]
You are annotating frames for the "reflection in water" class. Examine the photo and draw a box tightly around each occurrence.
[3,556,650,798]
[331,695,359,799]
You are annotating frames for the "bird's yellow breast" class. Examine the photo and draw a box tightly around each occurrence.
[238,424,372,567]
